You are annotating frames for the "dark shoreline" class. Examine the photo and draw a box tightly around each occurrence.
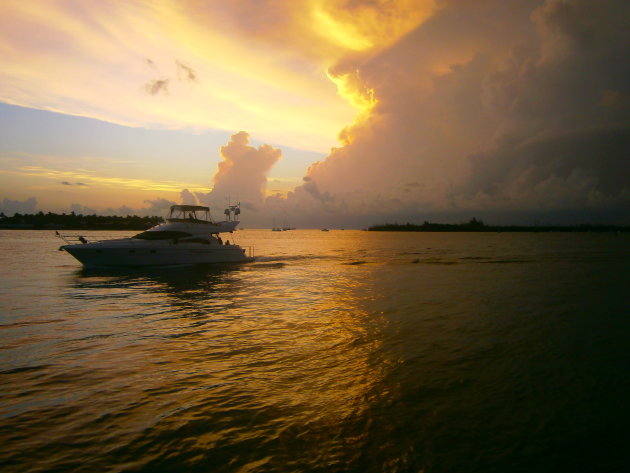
[368,220,630,233]
[0,212,163,231]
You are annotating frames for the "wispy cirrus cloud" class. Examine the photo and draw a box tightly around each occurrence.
[0,165,204,193]
[2,0,419,151]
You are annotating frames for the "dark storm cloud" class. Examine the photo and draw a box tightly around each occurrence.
[460,0,630,214]
[465,126,630,210]
[297,0,630,224]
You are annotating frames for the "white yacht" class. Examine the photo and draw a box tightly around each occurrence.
[58,204,254,268]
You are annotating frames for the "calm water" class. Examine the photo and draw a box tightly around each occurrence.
[0,229,628,473]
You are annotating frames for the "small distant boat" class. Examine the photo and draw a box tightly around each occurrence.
[58,204,254,267]
[321,228,329,232]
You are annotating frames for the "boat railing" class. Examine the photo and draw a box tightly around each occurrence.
[55,232,126,244]
[166,218,212,224]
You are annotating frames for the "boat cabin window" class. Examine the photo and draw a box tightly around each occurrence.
[133,231,192,240]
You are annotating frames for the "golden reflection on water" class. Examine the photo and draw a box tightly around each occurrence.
[4,230,629,471]
[65,258,391,456]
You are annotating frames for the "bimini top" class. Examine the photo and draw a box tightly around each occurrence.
[168,205,211,222]
[170,205,209,212]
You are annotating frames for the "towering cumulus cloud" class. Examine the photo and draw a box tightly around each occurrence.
[297,0,630,223]
[202,131,281,210]
[1,0,627,223]
[180,189,197,205]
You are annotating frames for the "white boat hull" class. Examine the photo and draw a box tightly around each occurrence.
[58,203,253,268]
[61,240,253,268]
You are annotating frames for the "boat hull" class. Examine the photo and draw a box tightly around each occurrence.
[61,240,253,268]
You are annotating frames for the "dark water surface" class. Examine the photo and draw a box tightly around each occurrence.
[1,230,628,473]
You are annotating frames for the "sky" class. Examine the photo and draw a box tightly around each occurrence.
[0,0,628,227]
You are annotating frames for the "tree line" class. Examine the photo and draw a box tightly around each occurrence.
[0,212,164,230]
[368,218,629,232]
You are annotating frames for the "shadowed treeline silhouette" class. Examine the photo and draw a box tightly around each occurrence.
[0,212,163,230]
[368,218,629,232]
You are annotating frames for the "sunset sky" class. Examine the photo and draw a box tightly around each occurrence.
[1,0,628,227]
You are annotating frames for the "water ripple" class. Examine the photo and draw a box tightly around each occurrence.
[0,230,628,472]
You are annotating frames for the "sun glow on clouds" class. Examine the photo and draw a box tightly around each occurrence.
[311,8,373,51]
[0,0,395,152]
[294,0,630,226]
[0,1,438,152]
[310,0,436,54]
[313,0,437,115]
[0,0,441,217]
[6,1,621,225]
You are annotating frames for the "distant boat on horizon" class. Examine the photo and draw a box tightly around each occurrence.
[282,218,295,231]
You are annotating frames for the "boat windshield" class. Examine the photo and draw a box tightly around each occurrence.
[133,231,192,240]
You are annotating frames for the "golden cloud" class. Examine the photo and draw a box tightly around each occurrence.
[0,0,437,153]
